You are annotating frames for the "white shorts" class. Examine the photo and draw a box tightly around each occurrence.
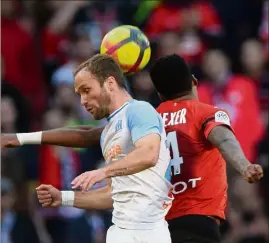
[106,222,171,243]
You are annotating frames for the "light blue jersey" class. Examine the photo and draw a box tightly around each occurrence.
[101,99,173,230]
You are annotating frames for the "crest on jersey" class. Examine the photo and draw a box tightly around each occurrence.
[115,120,122,133]
[215,111,230,125]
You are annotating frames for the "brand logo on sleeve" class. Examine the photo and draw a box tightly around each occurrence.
[215,111,230,125]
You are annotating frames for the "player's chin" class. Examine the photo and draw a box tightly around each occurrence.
[93,112,105,120]
[89,111,97,119]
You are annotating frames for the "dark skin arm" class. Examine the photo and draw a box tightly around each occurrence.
[1,126,104,148]
[36,179,113,209]
[207,125,263,183]
[41,126,104,147]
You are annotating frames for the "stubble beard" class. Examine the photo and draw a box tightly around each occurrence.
[93,87,111,120]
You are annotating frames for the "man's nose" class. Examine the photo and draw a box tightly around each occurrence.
[81,95,88,106]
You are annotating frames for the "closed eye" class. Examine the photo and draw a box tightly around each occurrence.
[84,88,91,94]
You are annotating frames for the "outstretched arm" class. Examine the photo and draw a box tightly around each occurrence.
[41,126,104,147]
[1,126,104,148]
[208,125,263,183]
[73,184,113,210]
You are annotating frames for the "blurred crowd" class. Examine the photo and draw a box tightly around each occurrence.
[1,0,268,243]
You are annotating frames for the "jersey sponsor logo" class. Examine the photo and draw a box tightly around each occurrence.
[105,145,122,162]
[172,177,201,194]
[215,111,230,125]
[115,120,122,133]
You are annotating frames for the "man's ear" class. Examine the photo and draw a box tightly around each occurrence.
[106,76,117,91]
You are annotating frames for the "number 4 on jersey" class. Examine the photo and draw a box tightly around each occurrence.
[166,131,183,177]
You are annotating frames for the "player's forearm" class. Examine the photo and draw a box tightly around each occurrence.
[104,145,158,177]
[17,126,104,148]
[208,126,251,175]
[72,186,113,210]
[42,126,103,147]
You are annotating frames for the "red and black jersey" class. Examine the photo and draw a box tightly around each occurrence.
[157,99,234,220]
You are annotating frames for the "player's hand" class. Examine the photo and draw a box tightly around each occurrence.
[243,164,263,183]
[36,184,62,207]
[71,169,106,192]
[1,134,21,148]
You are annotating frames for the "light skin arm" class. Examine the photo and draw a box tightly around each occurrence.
[104,133,161,177]
[71,133,161,191]
[207,125,263,182]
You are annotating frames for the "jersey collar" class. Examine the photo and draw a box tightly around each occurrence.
[107,101,131,121]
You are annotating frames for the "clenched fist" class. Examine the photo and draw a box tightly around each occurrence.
[243,164,263,183]
[36,184,62,207]
[1,134,20,148]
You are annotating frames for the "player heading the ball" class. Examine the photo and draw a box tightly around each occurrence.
[39,54,173,243]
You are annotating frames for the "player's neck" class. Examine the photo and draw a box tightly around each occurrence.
[173,93,198,101]
[108,89,132,114]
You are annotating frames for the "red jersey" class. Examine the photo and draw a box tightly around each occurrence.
[157,99,233,220]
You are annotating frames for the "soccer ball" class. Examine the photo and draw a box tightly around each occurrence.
[100,25,151,74]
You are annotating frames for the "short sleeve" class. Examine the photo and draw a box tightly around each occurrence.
[126,101,163,144]
[201,107,234,138]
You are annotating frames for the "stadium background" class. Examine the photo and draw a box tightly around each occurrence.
[1,0,268,242]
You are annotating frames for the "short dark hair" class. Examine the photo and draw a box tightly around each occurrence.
[149,54,193,99]
[74,54,126,88]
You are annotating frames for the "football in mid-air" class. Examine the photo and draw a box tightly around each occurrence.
[100,25,151,74]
